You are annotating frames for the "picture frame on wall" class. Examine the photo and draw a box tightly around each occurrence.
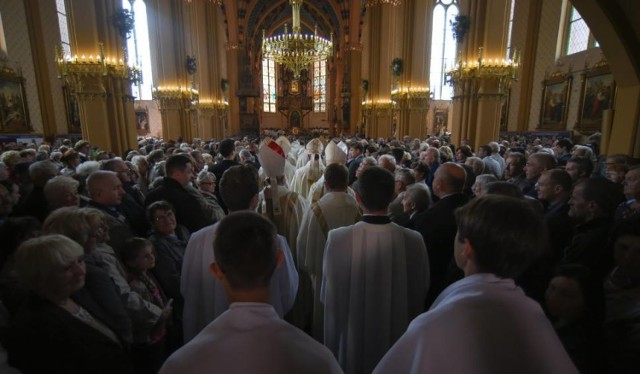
[0,67,32,133]
[576,61,615,132]
[538,72,572,130]
[63,86,82,134]
[135,106,150,134]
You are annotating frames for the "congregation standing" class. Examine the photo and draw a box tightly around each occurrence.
[0,132,638,373]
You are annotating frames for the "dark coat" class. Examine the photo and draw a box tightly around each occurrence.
[208,159,240,213]
[5,292,134,374]
[145,177,210,234]
[412,193,469,305]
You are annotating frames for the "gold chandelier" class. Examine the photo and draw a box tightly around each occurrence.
[445,47,520,97]
[262,0,333,79]
[365,0,402,7]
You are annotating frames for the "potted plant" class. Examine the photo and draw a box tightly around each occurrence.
[391,58,403,76]
[112,9,135,39]
[450,15,469,43]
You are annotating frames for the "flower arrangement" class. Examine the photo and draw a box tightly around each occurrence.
[221,78,229,92]
[186,56,197,75]
[361,79,369,93]
[392,58,403,76]
[450,15,469,43]
[112,9,135,39]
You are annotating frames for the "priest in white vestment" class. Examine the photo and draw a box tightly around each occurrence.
[297,163,361,341]
[308,141,356,204]
[321,166,429,374]
[374,196,578,374]
[162,212,340,374]
[256,138,308,258]
[291,138,325,199]
[180,165,298,342]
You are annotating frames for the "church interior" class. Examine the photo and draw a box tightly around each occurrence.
[0,0,638,157]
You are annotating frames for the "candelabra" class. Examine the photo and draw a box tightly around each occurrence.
[365,0,401,6]
[196,98,229,117]
[152,86,199,110]
[445,47,520,98]
[56,43,142,97]
[391,86,432,111]
[362,99,395,117]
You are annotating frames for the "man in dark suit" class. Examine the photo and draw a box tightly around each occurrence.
[347,143,364,186]
[208,139,239,213]
[413,162,469,306]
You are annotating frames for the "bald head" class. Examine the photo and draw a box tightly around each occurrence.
[86,170,124,206]
[433,163,466,198]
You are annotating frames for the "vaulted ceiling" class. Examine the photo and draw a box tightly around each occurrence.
[220,0,367,59]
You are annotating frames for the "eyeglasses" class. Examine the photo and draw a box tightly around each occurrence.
[154,211,175,222]
[199,181,216,186]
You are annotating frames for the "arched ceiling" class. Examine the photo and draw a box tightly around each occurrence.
[221,0,366,60]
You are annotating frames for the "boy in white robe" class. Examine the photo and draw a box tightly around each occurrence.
[162,212,341,374]
[374,195,578,374]
[297,163,361,341]
[180,165,298,342]
[321,166,429,373]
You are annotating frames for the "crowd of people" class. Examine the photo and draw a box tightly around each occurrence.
[0,132,637,373]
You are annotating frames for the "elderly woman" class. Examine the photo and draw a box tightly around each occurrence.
[5,234,134,373]
[146,200,189,349]
[472,174,498,198]
[44,175,81,212]
[402,183,432,229]
[194,170,225,222]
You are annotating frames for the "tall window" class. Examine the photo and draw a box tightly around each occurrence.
[262,57,276,113]
[56,0,72,57]
[429,0,458,100]
[564,4,598,55]
[313,60,327,112]
[506,0,516,59]
[123,0,154,100]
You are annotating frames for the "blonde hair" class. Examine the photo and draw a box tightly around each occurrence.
[15,234,84,290]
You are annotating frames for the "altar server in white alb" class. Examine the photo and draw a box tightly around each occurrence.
[291,138,325,199]
[321,166,429,374]
[308,140,356,204]
[180,165,298,343]
[374,196,578,374]
[161,212,341,374]
[297,163,361,341]
[257,137,308,258]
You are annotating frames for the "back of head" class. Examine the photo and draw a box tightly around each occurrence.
[436,162,466,194]
[219,139,236,158]
[43,206,91,246]
[545,169,573,192]
[165,154,192,177]
[530,152,558,170]
[579,178,625,218]
[29,160,59,186]
[219,165,259,211]
[358,166,395,211]
[391,148,405,164]
[484,181,524,199]
[324,163,349,191]
[214,211,278,290]
[405,183,432,212]
[455,195,547,278]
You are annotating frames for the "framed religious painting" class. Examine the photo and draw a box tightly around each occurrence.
[135,106,150,135]
[576,61,615,132]
[538,72,572,130]
[0,67,32,133]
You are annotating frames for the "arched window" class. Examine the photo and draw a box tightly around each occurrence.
[262,57,276,113]
[56,0,72,57]
[313,60,326,112]
[123,0,154,100]
[429,0,459,100]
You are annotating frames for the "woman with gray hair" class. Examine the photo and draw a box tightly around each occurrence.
[44,175,81,212]
[4,234,134,373]
[472,174,498,198]
[194,170,225,223]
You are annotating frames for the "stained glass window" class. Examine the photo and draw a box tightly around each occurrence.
[313,60,327,112]
[506,0,516,59]
[564,4,598,55]
[262,57,276,113]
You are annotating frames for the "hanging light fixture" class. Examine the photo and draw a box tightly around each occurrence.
[365,0,401,7]
[262,0,333,79]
